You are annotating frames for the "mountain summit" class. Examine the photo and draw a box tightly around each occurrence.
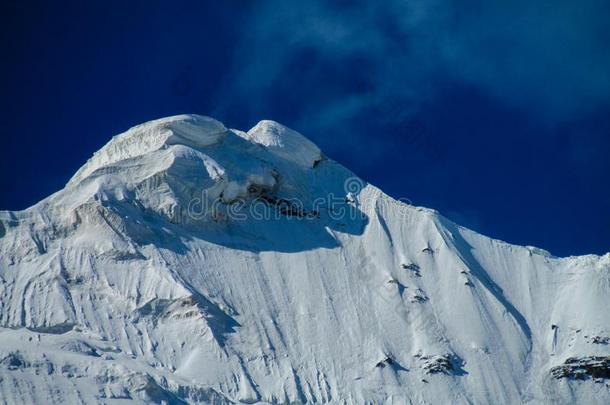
[1,115,609,404]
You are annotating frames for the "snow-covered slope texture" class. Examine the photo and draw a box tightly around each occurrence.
[0,114,608,404]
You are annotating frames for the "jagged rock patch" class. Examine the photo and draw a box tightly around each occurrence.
[416,354,465,375]
[551,356,610,380]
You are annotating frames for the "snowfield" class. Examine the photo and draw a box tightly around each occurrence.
[0,114,608,404]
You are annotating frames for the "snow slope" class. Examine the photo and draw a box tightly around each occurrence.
[0,114,608,404]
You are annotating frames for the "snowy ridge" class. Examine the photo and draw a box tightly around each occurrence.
[68,115,228,186]
[0,114,609,404]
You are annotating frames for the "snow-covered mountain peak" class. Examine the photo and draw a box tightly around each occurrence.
[69,116,322,190]
[1,115,609,404]
[55,115,335,231]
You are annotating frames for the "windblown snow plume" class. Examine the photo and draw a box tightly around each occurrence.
[0,114,608,404]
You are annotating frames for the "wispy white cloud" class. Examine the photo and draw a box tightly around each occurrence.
[215,0,610,137]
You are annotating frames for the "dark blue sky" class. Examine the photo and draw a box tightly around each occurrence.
[1,0,609,256]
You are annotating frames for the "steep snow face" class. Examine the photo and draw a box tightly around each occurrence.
[0,114,609,404]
